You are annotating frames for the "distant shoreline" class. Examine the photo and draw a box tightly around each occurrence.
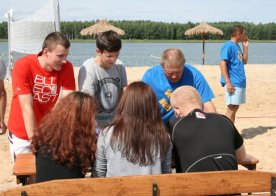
[1,39,276,43]
[1,41,276,65]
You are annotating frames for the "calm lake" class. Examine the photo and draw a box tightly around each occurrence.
[0,42,276,66]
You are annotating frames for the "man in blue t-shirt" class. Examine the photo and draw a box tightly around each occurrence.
[219,25,249,123]
[142,48,216,125]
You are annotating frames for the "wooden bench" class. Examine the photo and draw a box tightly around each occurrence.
[12,153,259,186]
[12,153,35,185]
[171,153,259,171]
[2,170,276,195]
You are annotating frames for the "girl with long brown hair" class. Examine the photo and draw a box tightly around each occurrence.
[32,91,97,182]
[93,81,172,177]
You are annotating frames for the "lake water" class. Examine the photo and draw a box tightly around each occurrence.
[0,42,275,67]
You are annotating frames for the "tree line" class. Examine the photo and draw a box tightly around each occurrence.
[0,20,276,40]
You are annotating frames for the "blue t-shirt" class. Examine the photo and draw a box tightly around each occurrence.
[220,40,246,88]
[142,64,214,124]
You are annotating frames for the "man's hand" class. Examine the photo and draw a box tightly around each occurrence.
[242,37,249,64]
[242,36,249,48]
[226,82,235,94]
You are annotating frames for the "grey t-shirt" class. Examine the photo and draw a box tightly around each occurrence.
[78,57,127,130]
[0,57,7,80]
[92,126,172,177]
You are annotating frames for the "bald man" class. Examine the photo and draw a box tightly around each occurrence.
[142,48,216,126]
[170,86,253,173]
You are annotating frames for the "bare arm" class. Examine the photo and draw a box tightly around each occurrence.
[18,94,36,139]
[242,37,249,64]
[203,100,217,113]
[0,80,7,135]
[236,144,259,172]
[219,60,234,94]
[235,144,246,163]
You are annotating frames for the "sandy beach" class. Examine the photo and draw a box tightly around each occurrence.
[1,64,276,191]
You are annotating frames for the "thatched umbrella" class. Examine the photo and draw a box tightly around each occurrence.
[80,19,125,36]
[185,22,223,65]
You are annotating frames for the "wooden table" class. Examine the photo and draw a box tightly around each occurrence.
[240,154,259,170]
[13,153,35,185]
[12,153,259,186]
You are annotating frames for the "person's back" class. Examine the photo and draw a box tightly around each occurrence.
[32,92,97,182]
[170,86,251,173]
[93,82,172,177]
[172,109,242,172]
[35,146,84,182]
[94,126,171,177]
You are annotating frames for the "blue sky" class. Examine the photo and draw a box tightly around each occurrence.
[0,0,275,23]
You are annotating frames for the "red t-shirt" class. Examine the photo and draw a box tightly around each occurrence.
[8,54,76,140]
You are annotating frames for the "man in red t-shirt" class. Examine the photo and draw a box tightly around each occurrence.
[8,32,76,161]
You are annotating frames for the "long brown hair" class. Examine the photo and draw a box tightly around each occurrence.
[109,81,170,166]
[32,91,97,174]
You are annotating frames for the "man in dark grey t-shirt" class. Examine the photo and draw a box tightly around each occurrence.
[78,31,127,131]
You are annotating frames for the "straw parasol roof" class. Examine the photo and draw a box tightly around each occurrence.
[80,19,125,36]
[185,22,223,36]
[184,22,223,65]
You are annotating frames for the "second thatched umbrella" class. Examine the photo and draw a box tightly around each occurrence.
[80,19,125,36]
[185,22,223,65]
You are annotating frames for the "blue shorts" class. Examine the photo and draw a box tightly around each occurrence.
[225,86,246,105]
